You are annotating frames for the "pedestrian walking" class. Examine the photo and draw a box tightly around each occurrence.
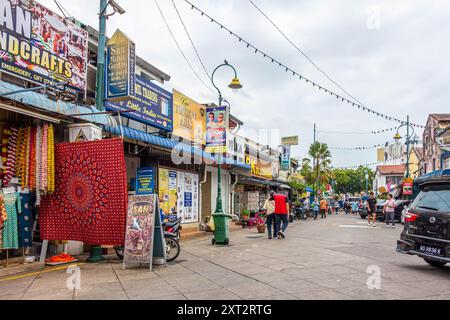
[351,201,358,215]
[384,194,397,228]
[272,191,289,239]
[320,198,328,219]
[366,192,377,227]
[334,200,340,215]
[312,198,320,220]
[263,192,276,239]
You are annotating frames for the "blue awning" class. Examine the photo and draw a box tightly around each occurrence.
[103,125,251,170]
[0,80,116,126]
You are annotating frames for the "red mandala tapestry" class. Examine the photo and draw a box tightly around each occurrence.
[40,138,127,245]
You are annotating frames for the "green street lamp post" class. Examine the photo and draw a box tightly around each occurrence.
[394,115,417,179]
[210,60,242,245]
[88,0,125,263]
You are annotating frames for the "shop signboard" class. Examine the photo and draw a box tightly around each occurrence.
[235,135,246,163]
[168,171,177,214]
[123,195,166,270]
[158,168,170,214]
[0,0,89,92]
[172,90,206,145]
[281,136,299,146]
[105,74,173,131]
[106,29,136,101]
[206,105,229,153]
[281,145,291,171]
[245,154,272,180]
[403,178,413,196]
[135,167,155,195]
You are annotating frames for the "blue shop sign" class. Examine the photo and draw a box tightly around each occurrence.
[136,167,155,195]
[106,74,173,131]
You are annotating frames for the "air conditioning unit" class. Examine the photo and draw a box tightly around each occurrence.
[128,144,139,155]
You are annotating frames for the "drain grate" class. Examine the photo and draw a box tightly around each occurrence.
[246,236,265,239]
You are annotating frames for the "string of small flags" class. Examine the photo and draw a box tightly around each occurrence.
[182,0,426,129]
[329,143,388,151]
[333,155,405,169]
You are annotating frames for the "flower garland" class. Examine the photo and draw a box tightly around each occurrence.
[47,124,55,193]
[24,126,31,189]
[1,126,10,183]
[35,125,42,205]
[2,127,18,186]
[41,123,48,192]
[16,127,27,188]
[28,127,36,191]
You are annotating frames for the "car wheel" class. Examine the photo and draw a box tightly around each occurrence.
[424,258,447,268]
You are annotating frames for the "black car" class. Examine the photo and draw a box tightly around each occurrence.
[359,199,385,219]
[377,199,410,222]
[397,176,450,267]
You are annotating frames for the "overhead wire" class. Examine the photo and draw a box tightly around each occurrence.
[154,0,217,97]
[182,0,425,128]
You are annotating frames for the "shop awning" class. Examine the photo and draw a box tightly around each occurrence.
[238,176,291,189]
[0,80,116,126]
[103,125,251,170]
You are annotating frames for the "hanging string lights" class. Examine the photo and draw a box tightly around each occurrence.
[182,0,425,129]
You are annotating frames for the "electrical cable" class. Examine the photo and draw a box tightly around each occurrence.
[154,0,217,97]
[182,0,425,128]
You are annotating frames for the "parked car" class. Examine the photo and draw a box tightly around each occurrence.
[377,199,411,222]
[359,199,385,219]
[396,175,450,267]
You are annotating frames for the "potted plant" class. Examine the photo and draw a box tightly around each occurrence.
[241,209,250,228]
[255,214,266,233]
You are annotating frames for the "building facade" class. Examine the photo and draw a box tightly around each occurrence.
[422,114,450,174]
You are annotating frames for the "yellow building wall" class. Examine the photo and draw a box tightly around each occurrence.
[408,150,420,178]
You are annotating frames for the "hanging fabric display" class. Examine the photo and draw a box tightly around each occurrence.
[39,138,127,245]
[18,192,33,248]
[1,192,21,250]
[0,193,7,248]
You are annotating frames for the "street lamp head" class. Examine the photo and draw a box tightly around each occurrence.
[108,0,126,14]
[393,133,402,141]
[228,77,243,92]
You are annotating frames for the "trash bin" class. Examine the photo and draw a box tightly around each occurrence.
[212,213,231,245]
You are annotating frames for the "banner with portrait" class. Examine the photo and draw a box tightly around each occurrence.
[206,105,229,154]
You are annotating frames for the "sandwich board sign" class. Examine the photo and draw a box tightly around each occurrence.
[123,194,166,270]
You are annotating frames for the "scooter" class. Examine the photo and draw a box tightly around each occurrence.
[164,217,182,241]
[295,206,308,220]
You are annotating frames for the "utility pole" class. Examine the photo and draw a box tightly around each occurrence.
[96,0,108,111]
[405,115,411,178]
[313,123,317,199]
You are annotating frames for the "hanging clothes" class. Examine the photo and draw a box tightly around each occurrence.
[0,193,7,248]
[2,192,21,249]
[18,192,33,248]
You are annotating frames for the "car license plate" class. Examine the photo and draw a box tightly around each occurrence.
[416,244,445,257]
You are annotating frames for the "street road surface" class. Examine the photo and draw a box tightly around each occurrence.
[1,214,449,300]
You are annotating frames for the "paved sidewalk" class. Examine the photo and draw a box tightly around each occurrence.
[1,215,450,300]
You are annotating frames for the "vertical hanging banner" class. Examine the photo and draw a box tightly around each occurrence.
[0,0,89,92]
[106,29,136,101]
[168,171,177,215]
[281,145,291,171]
[206,105,229,153]
[158,168,170,214]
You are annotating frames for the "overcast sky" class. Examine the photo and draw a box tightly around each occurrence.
[40,0,450,167]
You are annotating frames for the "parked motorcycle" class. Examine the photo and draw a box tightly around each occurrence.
[294,206,308,220]
[164,217,182,241]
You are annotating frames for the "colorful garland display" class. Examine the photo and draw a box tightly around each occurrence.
[1,124,56,202]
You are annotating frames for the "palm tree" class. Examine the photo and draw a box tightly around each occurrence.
[308,142,332,192]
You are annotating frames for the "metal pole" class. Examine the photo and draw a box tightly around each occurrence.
[215,94,223,214]
[406,115,410,178]
[96,0,108,111]
[313,124,316,198]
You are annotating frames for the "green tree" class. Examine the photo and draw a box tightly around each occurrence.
[308,142,332,190]
[333,166,374,195]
